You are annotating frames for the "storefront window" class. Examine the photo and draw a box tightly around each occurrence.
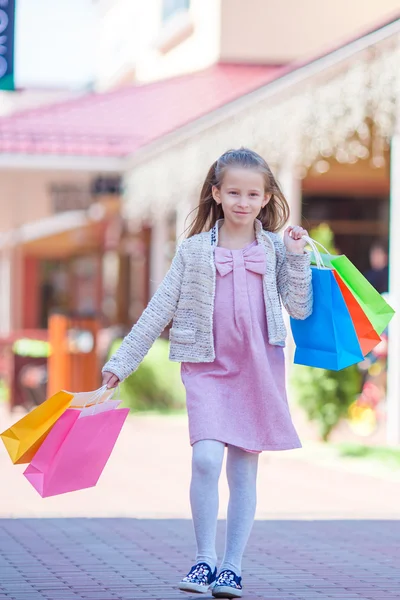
[302,193,389,274]
[71,256,100,317]
[40,261,69,327]
[39,255,100,327]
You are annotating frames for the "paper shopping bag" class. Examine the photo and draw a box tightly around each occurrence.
[1,390,74,464]
[0,385,114,465]
[330,254,394,335]
[310,251,394,335]
[23,405,129,497]
[290,267,364,370]
[333,271,381,356]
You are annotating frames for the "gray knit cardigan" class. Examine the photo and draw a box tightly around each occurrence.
[103,219,313,382]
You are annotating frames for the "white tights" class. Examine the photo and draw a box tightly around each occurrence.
[190,440,259,576]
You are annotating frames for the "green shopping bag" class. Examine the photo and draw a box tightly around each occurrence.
[308,242,394,335]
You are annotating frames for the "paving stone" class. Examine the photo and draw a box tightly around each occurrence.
[0,519,399,600]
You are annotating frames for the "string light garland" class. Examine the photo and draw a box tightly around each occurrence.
[125,33,400,221]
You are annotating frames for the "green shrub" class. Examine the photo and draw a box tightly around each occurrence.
[291,363,361,441]
[307,222,338,257]
[290,223,362,441]
[108,337,186,412]
[0,379,8,403]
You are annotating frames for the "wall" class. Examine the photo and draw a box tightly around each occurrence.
[95,0,221,88]
[220,0,400,63]
[95,0,399,88]
[135,0,221,83]
[0,170,94,233]
[95,0,155,89]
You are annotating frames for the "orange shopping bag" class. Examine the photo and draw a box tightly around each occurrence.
[1,390,74,464]
[333,271,381,356]
[1,386,114,465]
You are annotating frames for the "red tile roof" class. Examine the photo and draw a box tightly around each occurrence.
[0,64,281,158]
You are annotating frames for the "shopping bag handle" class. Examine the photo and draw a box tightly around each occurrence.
[301,235,334,269]
[82,385,116,410]
[302,236,331,256]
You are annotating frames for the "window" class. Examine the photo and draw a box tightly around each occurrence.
[161,0,190,23]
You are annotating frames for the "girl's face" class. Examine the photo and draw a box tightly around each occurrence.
[212,167,270,226]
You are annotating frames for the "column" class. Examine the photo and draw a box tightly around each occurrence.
[277,162,303,371]
[278,161,302,228]
[11,245,24,331]
[149,213,169,297]
[386,132,400,445]
[175,195,195,245]
[0,247,11,335]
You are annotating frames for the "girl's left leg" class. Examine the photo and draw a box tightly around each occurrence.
[220,445,259,575]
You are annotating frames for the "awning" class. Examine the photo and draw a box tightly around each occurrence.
[0,209,108,259]
[0,210,88,248]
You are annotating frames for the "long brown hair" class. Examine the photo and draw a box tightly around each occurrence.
[186,147,290,237]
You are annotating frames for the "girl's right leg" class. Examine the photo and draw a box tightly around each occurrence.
[190,439,225,570]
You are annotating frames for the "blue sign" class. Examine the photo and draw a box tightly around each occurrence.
[0,0,15,91]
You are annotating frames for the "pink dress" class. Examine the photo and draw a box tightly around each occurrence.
[181,240,302,453]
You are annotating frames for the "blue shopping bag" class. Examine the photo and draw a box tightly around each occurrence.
[290,266,364,371]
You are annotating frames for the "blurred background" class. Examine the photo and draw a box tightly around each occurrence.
[1,1,400,517]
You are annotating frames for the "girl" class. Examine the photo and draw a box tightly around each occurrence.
[102,148,313,599]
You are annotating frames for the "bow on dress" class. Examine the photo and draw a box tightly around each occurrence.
[215,244,266,276]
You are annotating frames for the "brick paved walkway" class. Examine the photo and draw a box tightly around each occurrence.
[2,408,400,598]
[1,518,400,600]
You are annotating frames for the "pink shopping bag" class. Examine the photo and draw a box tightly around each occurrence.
[23,405,129,497]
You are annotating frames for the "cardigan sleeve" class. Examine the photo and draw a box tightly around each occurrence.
[275,237,313,320]
[102,244,185,381]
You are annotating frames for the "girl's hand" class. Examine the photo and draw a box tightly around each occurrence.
[284,226,308,255]
[102,371,120,389]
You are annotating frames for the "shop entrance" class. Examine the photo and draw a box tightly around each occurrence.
[302,192,389,277]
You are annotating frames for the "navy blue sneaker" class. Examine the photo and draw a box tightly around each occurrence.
[212,569,243,598]
[178,562,217,594]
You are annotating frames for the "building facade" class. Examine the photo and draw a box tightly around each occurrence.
[0,169,127,334]
[94,0,400,88]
